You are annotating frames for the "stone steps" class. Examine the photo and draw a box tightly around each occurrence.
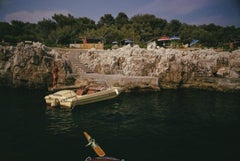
[65,51,94,75]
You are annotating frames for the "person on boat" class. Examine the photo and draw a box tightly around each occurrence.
[82,85,89,95]
[52,64,59,87]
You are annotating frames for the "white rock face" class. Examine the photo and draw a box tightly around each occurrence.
[0,43,73,88]
[78,46,240,91]
[1,43,239,91]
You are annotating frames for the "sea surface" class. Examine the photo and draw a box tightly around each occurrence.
[0,87,240,161]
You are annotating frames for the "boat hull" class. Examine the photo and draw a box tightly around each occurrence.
[71,87,122,109]
[44,87,122,109]
[85,156,123,161]
[45,99,73,108]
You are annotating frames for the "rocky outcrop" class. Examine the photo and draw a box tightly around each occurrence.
[78,45,240,91]
[1,43,240,92]
[0,42,73,89]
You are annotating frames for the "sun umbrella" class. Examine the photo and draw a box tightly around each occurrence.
[158,36,170,41]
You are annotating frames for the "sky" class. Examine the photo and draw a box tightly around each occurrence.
[0,0,239,27]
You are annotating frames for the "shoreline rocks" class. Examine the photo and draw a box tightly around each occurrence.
[76,45,240,92]
[0,42,73,89]
[1,43,240,92]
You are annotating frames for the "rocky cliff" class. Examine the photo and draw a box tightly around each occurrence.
[1,43,240,91]
[0,42,72,89]
[78,45,240,91]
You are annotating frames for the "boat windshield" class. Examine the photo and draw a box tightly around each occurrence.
[53,90,76,98]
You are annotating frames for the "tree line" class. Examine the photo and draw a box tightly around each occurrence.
[0,12,239,49]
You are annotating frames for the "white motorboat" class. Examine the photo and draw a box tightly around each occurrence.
[44,85,123,109]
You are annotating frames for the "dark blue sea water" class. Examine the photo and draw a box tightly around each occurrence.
[0,88,240,161]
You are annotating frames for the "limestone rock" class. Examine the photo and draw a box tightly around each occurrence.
[0,42,73,89]
[78,46,240,91]
[1,42,240,92]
